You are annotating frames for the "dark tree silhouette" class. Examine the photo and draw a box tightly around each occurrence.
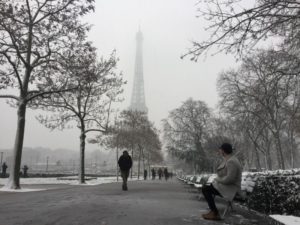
[163,98,212,172]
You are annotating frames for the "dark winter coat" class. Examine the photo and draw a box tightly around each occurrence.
[118,155,133,171]
[2,163,7,172]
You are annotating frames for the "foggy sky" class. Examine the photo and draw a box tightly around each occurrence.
[0,0,236,151]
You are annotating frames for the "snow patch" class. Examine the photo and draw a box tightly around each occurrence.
[0,187,46,192]
[0,176,119,186]
[0,176,141,192]
[270,215,300,225]
[0,176,137,192]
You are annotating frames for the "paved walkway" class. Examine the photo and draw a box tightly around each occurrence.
[0,179,273,225]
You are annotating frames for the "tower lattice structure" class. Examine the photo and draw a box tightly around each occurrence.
[129,29,148,113]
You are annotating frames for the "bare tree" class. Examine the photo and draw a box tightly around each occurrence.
[206,115,250,170]
[0,0,95,189]
[281,79,300,168]
[162,98,212,173]
[218,49,300,169]
[184,0,300,59]
[34,43,124,183]
[107,110,163,179]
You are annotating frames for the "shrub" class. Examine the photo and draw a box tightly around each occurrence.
[247,175,300,216]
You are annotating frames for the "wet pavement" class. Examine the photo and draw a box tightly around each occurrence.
[0,179,274,225]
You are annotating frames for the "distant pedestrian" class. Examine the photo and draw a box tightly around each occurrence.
[151,168,156,180]
[163,168,169,181]
[118,151,133,191]
[2,162,8,177]
[158,168,163,180]
[144,169,148,180]
[22,165,29,177]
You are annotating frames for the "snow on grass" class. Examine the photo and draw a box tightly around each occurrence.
[270,215,300,225]
[0,187,46,192]
[0,176,140,192]
[71,176,122,186]
[0,176,141,185]
[0,176,136,191]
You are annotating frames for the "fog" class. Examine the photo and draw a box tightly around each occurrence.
[0,0,236,151]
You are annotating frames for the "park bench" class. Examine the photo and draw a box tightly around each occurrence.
[183,175,193,184]
[177,175,185,181]
[220,197,234,218]
[187,175,197,186]
[194,174,211,190]
[193,176,202,189]
[215,188,247,218]
[185,175,198,192]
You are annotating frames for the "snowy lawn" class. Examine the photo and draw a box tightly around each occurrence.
[0,176,140,192]
[270,215,300,225]
[0,187,46,192]
[0,176,119,185]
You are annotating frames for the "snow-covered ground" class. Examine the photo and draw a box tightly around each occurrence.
[0,176,139,192]
[270,215,300,225]
[0,176,119,185]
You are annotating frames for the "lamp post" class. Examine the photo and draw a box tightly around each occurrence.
[46,156,49,173]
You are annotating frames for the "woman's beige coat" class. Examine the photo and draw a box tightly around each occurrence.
[212,154,242,200]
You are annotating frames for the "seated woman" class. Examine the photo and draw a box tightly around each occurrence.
[201,143,242,220]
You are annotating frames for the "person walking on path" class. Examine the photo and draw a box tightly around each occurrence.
[163,168,169,181]
[118,151,133,191]
[158,168,163,180]
[151,168,156,180]
[202,143,242,221]
[2,162,8,177]
[144,169,148,180]
[22,165,29,177]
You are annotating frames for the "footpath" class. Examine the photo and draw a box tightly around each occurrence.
[0,179,273,225]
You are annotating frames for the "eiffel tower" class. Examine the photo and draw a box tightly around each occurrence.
[129,28,148,113]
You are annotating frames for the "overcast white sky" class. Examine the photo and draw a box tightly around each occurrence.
[0,0,237,151]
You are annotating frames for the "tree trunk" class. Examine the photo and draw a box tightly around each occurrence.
[290,145,294,168]
[244,148,251,171]
[79,130,86,184]
[274,131,285,169]
[249,147,254,169]
[147,153,150,177]
[264,130,272,170]
[266,153,272,170]
[142,149,145,172]
[131,149,134,179]
[253,145,262,171]
[263,154,268,170]
[193,151,196,175]
[6,101,27,189]
[289,131,295,168]
[116,147,119,181]
[137,146,141,180]
[195,140,206,172]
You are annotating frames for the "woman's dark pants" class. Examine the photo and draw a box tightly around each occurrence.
[202,184,222,213]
